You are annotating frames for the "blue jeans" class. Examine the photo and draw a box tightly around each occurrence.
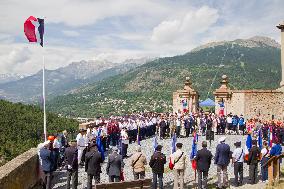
[261,157,269,181]
[152,173,163,189]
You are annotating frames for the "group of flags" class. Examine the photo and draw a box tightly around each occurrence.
[246,128,272,152]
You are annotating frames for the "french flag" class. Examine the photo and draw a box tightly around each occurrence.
[24,16,44,47]
[268,126,273,147]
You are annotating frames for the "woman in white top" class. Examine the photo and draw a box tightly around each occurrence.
[260,141,269,182]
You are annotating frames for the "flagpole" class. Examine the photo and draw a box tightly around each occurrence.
[43,48,47,141]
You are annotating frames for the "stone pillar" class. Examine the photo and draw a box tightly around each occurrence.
[213,75,232,115]
[172,77,199,113]
[277,22,284,87]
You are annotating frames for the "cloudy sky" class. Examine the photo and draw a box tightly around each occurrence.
[0,0,283,75]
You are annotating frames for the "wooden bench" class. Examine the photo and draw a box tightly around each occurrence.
[93,178,152,189]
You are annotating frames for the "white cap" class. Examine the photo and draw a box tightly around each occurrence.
[219,137,226,143]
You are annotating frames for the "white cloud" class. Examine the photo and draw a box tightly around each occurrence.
[151,6,219,44]
[0,0,171,35]
[0,0,283,75]
[62,30,80,37]
[0,43,154,75]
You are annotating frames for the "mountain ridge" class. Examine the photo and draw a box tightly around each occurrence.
[0,57,153,103]
[47,36,281,117]
[191,36,280,53]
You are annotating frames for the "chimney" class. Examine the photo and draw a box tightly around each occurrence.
[277,22,284,87]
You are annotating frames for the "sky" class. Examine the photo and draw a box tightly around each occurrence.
[0,0,283,75]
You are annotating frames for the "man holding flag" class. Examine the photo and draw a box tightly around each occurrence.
[170,143,187,189]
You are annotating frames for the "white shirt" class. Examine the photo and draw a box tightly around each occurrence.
[76,133,85,147]
[232,147,244,163]
[121,130,129,144]
[176,119,181,127]
[227,117,232,124]
[53,139,61,149]
[261,148,269,158]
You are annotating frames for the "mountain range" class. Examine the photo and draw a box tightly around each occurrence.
[46,36,281,117]
[0,57,152,103]
[0,73,26,84]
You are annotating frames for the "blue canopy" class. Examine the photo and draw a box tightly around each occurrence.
[199,98,215,107]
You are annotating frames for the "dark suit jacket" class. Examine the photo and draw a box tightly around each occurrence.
[248,145,260,165]
[184,119,190,129]
[214,143,231,166]
[85,149,103,175]
[64,146,78,170]
[149,151,166,174]
[106,152,124,176]
[196,147,213,171]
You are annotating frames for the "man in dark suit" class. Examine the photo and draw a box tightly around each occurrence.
[248,140,261,184]
[159,117,167,139]
[65,140,78,189]
[85,144,103,189]
[149,145,167,189]
[196,141,213,189]
[214,137,231,189]
[107,147,124,182]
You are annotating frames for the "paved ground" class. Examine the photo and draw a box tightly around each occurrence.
[52,134,281,189]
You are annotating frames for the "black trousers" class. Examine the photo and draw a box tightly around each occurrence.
[43,171,52,189]
[197,170,208,189]
[234,162,243,186]
[109,175,120,182]
[122,143,128,157]
[176,127,181,137]
[66,169,78,189]
[249,163,258,184]
[87,174,100,189]
[185,128,190,137]
[133,171,145,180]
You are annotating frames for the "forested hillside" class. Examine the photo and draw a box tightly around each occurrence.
[0,100,78,166]
[47,37,281,117]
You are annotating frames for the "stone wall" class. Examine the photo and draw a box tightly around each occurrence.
[243,90,284,120]
[215,90,284,120]
[0,148,40,189]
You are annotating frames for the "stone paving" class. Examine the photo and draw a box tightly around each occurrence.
[52,134,277,189]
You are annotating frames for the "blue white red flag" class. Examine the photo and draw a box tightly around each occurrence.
[190,132,198,160]
[190,131,198,170]
[246,133,252,151]
[153,136,158,151]
[24,16,44,47]
[171,133,177,154]
[258,129,263,149]
[96,136,105,161]
[268,127,273,147]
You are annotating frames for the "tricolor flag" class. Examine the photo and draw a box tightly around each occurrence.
[171,133,177,154]
[24,16,44,47]
[96,135,105,161]
[190,131,198,170]
[246,133,252,151]
[258,129,263,149]
[268,127,273,147]
[153,136,158,151]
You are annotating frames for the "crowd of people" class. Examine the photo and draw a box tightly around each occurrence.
[37,111,284,189]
